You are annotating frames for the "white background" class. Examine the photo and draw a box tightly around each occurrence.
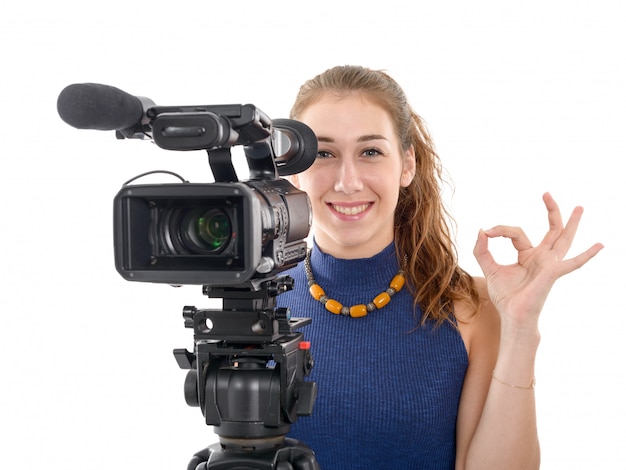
[1,1,624,468]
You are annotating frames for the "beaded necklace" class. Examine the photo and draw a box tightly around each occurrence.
[304,248,406,318]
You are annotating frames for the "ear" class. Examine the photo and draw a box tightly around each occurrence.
[400,146,416,187]
[287,173,301,188]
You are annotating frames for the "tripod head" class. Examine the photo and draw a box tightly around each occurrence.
[174,276,319,469]
[174,277,316,441]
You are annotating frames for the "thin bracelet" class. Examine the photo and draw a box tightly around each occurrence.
[492,371,536,390]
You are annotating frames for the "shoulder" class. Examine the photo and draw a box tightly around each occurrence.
[455,276,500,358]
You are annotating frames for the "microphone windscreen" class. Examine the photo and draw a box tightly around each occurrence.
[57,83,143,131]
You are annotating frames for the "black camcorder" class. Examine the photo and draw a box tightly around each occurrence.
[57,83,317,286]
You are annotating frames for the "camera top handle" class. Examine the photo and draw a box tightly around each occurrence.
[121,103,316,182]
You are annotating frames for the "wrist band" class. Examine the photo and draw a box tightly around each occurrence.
[492,371,536,390]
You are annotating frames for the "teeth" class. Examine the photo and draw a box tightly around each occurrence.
[332,204,369,215]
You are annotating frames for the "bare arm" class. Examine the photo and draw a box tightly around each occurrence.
[455,193,603,470]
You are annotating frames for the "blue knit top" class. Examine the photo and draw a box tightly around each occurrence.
[276,242,469,469]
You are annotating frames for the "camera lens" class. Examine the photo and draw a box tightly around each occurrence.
[183,208,231,253]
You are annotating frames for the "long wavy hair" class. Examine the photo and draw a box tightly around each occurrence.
[290,65,480,325]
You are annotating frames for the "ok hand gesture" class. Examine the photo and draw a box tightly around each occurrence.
[473,192,603,329]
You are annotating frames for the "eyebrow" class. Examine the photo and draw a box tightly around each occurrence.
[317,134,389,143]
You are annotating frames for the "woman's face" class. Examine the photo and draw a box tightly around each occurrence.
[292,94,415,259]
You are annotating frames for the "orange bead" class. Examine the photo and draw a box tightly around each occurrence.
[349,304,368,318]
[309,284,325,301]
[390,274,405,292]
[373,292,391,309]
[324,299,343,315]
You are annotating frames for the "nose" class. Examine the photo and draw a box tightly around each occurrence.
[334,157,363,195]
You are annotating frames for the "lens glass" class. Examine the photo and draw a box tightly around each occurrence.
[184,208,231,253]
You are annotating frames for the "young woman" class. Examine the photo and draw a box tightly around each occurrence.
[276,65,603,469]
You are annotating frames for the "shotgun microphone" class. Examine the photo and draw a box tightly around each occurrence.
[57,83,153,131]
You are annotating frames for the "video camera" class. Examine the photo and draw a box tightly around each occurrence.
[57,83,320,469]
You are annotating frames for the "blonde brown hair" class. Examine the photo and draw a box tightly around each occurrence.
[290,65,479,325]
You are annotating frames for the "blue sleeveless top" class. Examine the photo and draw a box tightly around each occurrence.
[276,242,468,469]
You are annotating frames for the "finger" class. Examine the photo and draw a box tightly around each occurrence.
[552,205,584,258]
[473,229,497,275]
[484,225,533,252]
[540,192,564,247]
[559,242,605,276]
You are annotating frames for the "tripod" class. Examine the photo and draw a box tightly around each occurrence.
[173,277,320,469]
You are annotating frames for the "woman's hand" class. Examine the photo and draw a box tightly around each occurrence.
[473,192,603,330]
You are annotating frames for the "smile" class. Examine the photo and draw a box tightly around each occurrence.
[331,203,371,215]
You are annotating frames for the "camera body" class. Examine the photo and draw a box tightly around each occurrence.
[114,178,311,286]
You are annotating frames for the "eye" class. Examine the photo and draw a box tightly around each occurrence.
[316,150,333,159]
[361,148,382,158]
